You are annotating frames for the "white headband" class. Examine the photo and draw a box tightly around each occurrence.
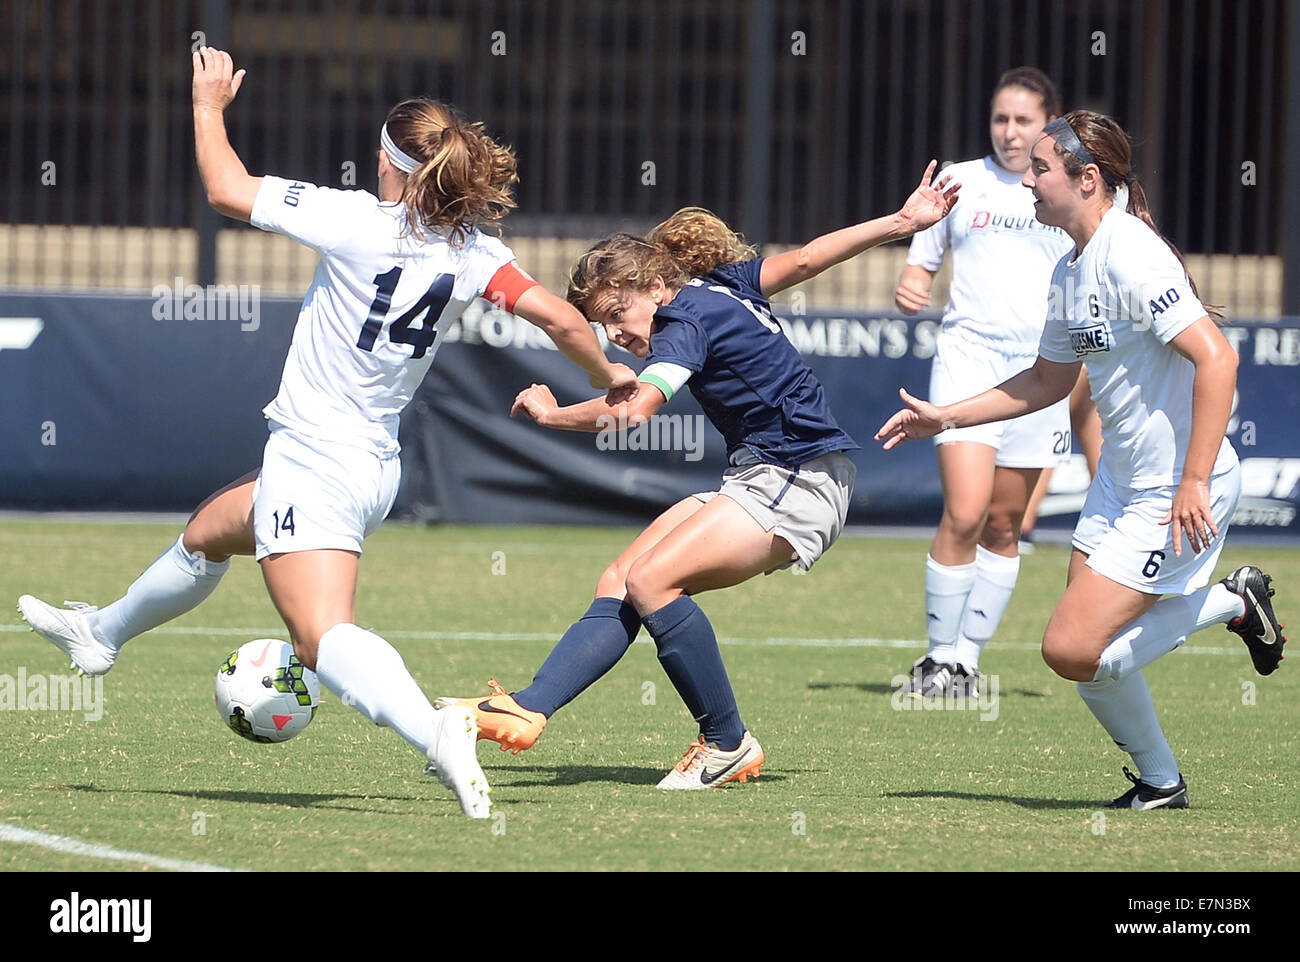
[380,123,421,173]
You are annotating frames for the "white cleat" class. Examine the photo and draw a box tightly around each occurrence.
[425,705,492,819]
[656,731,765,790]
[17,596,116,676]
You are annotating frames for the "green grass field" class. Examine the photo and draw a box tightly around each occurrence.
[1,519,1296,872]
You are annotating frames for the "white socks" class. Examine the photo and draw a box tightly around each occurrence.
[89,534,231,651]
[1077,672,1181,788]
[1094,583,1245,681]
[314,623,436,756]
[1077,583,1246,789]
[924,555,976,665]
[953,545,1020,672]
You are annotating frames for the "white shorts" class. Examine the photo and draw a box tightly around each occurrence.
[253,423,401,561]
[692,451,856,572]
[930,333,1071,468]
[1072,458,1242,595]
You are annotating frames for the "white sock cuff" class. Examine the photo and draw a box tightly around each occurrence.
[925,554,977,593]
[315,623,400,719]
[974,544,1020,582]
[171,534,231,577]
[1200,582,1247,625]
[318,622,400,667]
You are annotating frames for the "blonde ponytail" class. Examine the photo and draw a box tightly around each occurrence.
[383,98,517,247]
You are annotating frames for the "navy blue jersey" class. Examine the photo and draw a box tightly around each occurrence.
[646,258,859,467]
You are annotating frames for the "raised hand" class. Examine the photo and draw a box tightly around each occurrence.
[192,46,245,113]
[895,160,961,236]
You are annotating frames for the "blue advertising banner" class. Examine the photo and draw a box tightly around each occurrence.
[1,292,1297,536]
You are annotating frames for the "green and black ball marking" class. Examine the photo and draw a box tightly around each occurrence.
[227,705,273,743]
[261,653,314,706]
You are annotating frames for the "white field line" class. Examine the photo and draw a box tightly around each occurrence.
[0,622,1244,655]
[0,822,240,872]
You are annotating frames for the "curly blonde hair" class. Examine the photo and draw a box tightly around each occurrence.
[566,207,756,314]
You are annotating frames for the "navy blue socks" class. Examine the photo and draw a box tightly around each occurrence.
[641,596,745,751]
[513,597,642,716]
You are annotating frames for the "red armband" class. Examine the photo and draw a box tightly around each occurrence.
[483,262,540,313]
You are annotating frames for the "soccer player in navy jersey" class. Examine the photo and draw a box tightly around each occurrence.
[438,163,959,788]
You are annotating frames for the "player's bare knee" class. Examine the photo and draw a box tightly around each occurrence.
[1041,631,1096,681]
[980,514,1022,553]
[623,558,666,612]
[940,507,986,546]
[183,515,234,564]
[595,563,628,599]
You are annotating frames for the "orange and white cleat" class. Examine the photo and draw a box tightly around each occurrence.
[434,679,547,754]
[656,731,765,790]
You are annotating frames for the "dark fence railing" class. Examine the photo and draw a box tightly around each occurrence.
[1,0,1294,312]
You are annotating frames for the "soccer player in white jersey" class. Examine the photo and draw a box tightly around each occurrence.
[893,68,1093,699]
[17,47,637,819]
[876,110,1286,809]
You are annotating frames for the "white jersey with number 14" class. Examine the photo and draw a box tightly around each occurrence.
[251,175,517,457]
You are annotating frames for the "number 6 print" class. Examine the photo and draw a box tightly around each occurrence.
[1141,550,1164,579]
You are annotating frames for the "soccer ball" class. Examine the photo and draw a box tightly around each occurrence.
[214,639,320,743]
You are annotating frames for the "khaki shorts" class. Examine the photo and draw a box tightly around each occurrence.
[692,451,856,571]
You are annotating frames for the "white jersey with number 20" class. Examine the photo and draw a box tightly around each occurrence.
[1037,206,1237,489]
[251,175,515,456]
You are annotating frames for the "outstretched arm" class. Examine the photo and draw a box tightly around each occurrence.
[193,47,261,221]
[759,160,960,297]
[874,356,1081,450]
[511,382,666,433]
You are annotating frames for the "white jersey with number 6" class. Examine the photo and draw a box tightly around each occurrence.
[1037,206,1238,489]
[250,175,516,456]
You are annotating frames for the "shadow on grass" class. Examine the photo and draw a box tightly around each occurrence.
[487,765,787,787]
[61,783,426,814]
[882,789,1097,810]
[807,681,1048,698]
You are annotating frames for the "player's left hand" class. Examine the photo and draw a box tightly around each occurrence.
[511,383,558,425]
[895,160,961,236]
[1161,478,1218,556]
[192,46,246,113]
[597,362,639,404]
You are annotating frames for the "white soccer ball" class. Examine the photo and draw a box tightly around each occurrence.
[214,639,320,743]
